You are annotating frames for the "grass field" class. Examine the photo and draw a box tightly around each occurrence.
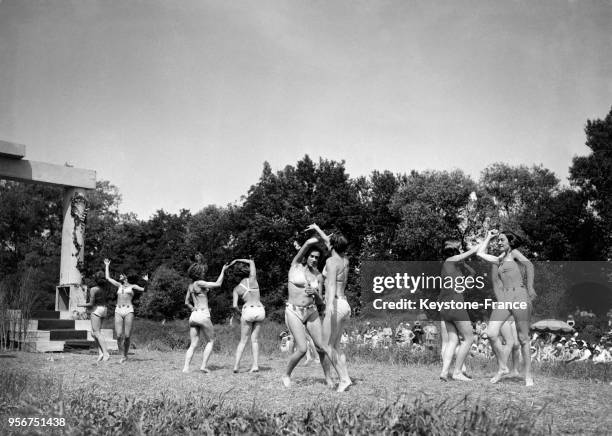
[1,319,611,435]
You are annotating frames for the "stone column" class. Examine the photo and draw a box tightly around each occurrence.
[57,187,88,313]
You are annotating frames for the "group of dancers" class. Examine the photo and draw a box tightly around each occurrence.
[79,223,352,392]
[80,225,535,389]
[440,229,536,386]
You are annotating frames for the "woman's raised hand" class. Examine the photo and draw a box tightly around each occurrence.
[305,236,319,245]
[103,258,111,266]
[142,274,149,282]
[305,223,321,232]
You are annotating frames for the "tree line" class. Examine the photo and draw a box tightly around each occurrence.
[1,107,611,322]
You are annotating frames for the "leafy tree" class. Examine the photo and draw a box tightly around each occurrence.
[391,170,477,260]
[570,106,612,259]
[137,265,190,320]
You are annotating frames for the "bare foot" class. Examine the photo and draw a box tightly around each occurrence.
[119,357,127,364]
[452,372,472,382]
[490,368,510,384]
[200,367,210,374]
[182,368,190,373]
[96,353,104,363]
[282,375,291,387]
[336,379,352,392]
[505,371,521,379]
[325,378,335,388]
[249,367,259,373]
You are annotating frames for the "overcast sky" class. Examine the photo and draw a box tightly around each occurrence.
[1,0,611,218]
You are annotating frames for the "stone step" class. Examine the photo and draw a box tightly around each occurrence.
[11,329,114,342]
[21,338,118,352]
[31,310,60,319]
[37,319,75,330]
[50,330,88,340]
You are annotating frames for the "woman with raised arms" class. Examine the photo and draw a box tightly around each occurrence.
[230,258,265,373]
[438,241,479,381]
[477,230,536,386]
[282,236,344,389]
[182,259,229,373]
[104,259,148,363]
[306,223,352,392]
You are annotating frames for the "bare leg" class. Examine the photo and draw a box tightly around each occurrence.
[452,321,474,381]
[512,304,534,386]
[306,315,344,388]
[114,313,124,361]
[91,314,109,362]
[440,321,458,381]
[182,326,200,372]
[328,310,351,392]
[233,319,252,372]
[488,309,512,383]
[200,318,215,372]
[283,309,309,386]
[249,322,261,372]
[501,321,521,377]
[121,313,134,363]
[318,317,334,387]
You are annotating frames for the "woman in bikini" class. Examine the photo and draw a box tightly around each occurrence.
[77,275,110,363]
[104,259,147,363]
[282,236,344,389]
[306,224,352,392]
[438,240,479,381]
[478,230,536,386]
[230,258,265,373]
[182,261,229,373]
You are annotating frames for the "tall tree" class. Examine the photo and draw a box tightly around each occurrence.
[570,106,612,259]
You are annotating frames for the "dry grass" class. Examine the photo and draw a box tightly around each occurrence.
[1,344,611,434]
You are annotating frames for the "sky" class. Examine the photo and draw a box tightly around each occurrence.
[1,0,611,218]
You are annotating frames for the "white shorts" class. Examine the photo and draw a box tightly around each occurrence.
[115,305,134,318]
[330,297,351,320]
[242,305,265,323]
[189,308,211,326]
[92,306,107,318]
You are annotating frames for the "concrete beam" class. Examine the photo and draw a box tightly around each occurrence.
[0,158,96,189]
[0,140,26,159]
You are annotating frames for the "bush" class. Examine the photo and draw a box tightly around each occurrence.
[136,265,190,320]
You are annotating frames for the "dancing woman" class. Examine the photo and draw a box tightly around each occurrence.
[77,278,110,363]
[104,259,147,363]
[230,258,265,373]
[306,224,352,392]
[478,230,536,386]
[438,241,479,381]
[282,236,344,389]
[491,263,522,379]
[183,261,229,373]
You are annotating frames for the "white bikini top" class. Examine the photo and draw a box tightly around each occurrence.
[239,278,259,301]
[117,285,134,296]
[289,265,318,289]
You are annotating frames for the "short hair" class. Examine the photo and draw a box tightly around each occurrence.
[330,233,348,254]
[442,240,461,258]
[94,270,106,286]
[501,231,524,249]
[188,262,208,281]
[236,263,250,278]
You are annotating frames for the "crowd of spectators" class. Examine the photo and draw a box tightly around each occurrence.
[278,309,612,366]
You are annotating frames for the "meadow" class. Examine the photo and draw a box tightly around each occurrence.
[1,319,611,435]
